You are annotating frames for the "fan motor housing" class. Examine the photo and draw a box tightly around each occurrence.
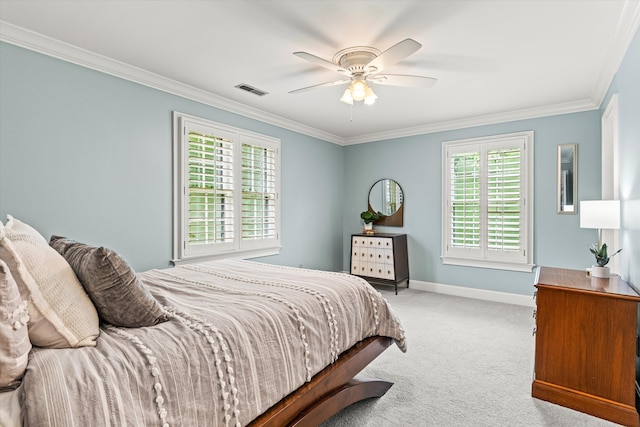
[333,47,380,75]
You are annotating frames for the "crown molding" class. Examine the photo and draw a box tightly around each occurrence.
[0,21,345,146]
[589,0,640,107]
[2,11,637,147]
[343,99,599,145]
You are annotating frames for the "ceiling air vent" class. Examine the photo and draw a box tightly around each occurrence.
[235,83,268,96]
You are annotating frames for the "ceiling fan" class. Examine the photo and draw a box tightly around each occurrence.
[289,38,437,105]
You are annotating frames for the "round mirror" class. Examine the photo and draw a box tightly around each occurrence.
[369,179,404,216]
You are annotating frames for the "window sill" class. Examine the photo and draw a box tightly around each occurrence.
[441,256,535,273]
[172,246,281,266]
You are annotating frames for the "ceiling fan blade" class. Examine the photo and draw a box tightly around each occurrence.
[366,38,422,73]
[293,52,347,74]
[368,74,437,88]
[289,79,351,94]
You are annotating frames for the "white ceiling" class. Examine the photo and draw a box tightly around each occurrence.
[1,0,639,145]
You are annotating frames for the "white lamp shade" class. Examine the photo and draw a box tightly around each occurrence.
[579,200,620,229]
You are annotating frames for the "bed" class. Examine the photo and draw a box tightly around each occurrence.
[0,216,406,427]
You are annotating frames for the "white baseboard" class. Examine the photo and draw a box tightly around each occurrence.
[409,279,536,307]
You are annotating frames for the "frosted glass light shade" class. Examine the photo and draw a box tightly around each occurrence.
[351,81,367,101]
[364,86,377,105]
[579,200,620,229]
[339,88,353,105]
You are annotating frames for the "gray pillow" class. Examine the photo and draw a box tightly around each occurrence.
[49,236,167,328]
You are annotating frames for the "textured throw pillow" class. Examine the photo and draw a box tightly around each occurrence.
[0,215,99,348]
[50,236,167,327]
[0,260,32,390]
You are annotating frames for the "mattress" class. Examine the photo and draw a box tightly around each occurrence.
[17,259,405,426]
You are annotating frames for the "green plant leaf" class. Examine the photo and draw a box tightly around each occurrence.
[588,242,622,267]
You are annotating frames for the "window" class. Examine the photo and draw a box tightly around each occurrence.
[442,131,534,272]
[173,112,280,263]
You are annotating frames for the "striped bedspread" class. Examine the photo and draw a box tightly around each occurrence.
[19,260,406,426]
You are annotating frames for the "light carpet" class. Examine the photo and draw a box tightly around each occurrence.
[322,288,621,426]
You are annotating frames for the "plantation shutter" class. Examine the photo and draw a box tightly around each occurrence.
[173,112,281,262]
[487,147,521,252]
[183,126,236,256]
[450,151,481,249]
[242,143,277,241]
[443,131,532,271]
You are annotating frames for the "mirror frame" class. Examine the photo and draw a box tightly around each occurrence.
[367,179,404,227]
[557,144,578,214]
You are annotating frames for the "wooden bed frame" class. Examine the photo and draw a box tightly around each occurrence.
[250,336,394,426]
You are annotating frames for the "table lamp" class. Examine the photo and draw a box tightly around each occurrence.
[579,200,621,278]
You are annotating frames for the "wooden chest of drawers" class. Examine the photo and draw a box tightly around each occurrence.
[350,233,409,294]
[532,266,640,426]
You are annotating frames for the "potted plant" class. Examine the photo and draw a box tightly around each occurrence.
[360,210,383,233]
[589,243,622,278]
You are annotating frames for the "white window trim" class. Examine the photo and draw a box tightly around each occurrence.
[172,112,281,264]
[441,131,535,272]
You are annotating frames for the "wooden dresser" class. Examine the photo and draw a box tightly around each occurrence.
[532,266,640,426]
[350,233,409,294]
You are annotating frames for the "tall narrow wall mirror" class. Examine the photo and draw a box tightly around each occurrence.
[368,178,404,226]
[557,144,577,214]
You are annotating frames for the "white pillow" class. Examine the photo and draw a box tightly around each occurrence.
[0,260,31,389]
[0,215,99,348]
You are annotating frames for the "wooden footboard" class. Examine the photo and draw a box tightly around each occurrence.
[250,336,394,426]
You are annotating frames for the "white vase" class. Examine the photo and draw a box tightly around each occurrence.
[591,265,610,278]
[363,222,373,231]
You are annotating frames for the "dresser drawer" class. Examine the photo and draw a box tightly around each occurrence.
[351,260,366,275]
[369,237,392,249]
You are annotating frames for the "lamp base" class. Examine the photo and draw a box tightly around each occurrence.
[591,265,610,278]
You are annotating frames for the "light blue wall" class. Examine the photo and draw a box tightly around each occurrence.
[602,28,640,289]
[2,34,635,298]
[343,112,602,296]
[341,26,640,297]
[600,26,640,386]
[0,42,344,272]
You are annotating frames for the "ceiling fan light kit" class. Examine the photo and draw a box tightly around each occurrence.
[291,38,437,106]
[340,80,378,105]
